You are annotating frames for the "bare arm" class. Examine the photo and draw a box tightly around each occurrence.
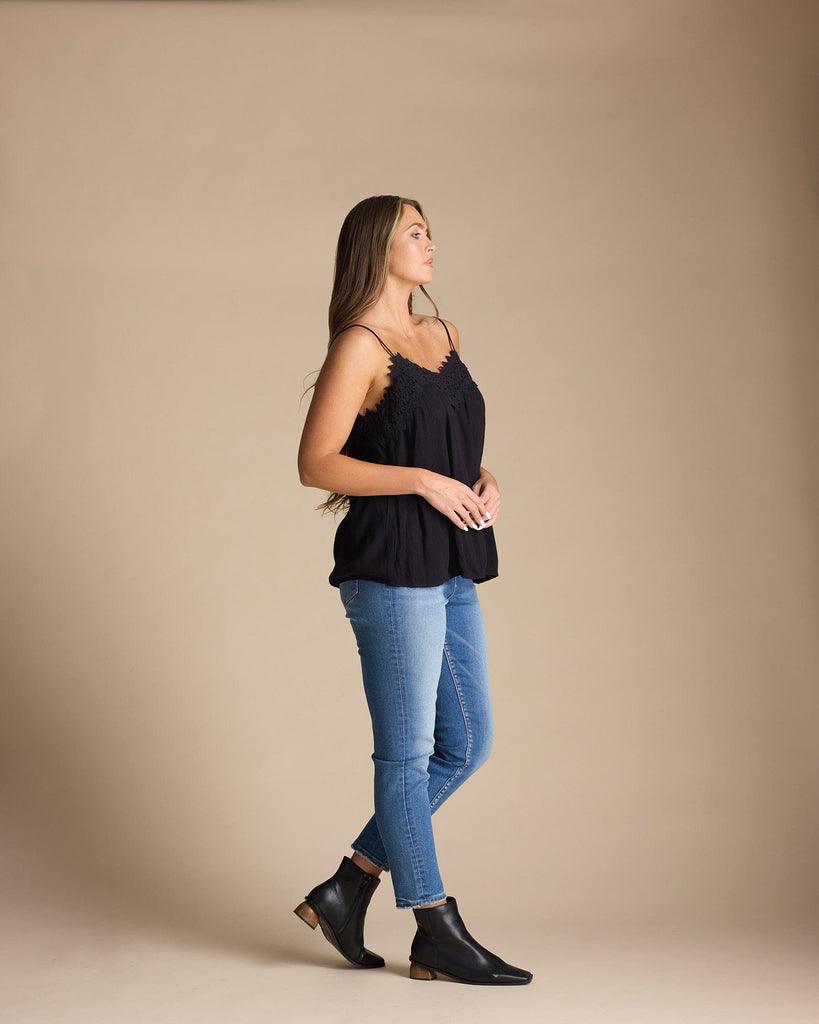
[298,327,489,530]
[474,465,501,526]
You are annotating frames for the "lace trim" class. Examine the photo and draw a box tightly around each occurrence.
[349,351,479,449]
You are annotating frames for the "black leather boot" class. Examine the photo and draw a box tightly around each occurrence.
[409,897,532,985]
[294,856,385,968]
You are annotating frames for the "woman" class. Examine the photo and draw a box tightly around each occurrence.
[295,195,531,986]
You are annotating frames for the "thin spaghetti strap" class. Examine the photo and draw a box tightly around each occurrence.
[437,317,455,352]
[335,323,395,357]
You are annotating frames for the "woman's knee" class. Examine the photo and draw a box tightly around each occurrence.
[436,724,493,777]
[468,725,494,773]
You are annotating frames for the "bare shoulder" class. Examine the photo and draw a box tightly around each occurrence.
[415,313,460,348]
[323,324,387,377]
[437,317,461,353]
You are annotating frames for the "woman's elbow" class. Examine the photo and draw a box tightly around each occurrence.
[299,448,342,489]
[298,452,328,489]
[298,460,316,488]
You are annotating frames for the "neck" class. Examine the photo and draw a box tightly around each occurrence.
[365,278,418,336]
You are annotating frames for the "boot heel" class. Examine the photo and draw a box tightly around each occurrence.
[293,857,385,968]
[410,962,437,981]
[294,901,319,929]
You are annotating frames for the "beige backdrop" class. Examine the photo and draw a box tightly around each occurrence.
[1,0,818,958]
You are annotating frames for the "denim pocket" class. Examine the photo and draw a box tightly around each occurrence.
[338,579,360,607]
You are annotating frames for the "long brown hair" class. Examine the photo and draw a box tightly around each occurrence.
[317,195,439,515]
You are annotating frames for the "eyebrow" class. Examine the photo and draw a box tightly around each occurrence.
[407,222,428,231]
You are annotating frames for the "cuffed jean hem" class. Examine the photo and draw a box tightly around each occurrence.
[395,891,448,910]
[350,842,389,873]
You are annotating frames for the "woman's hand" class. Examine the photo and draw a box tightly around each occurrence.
[473,467,500,527]
[418,471,491,532]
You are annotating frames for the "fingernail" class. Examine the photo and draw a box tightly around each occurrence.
[462,525,469,531]
[484,513,492,521]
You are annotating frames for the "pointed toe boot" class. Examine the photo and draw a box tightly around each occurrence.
[409,896,532,985]
[294,856,385,968]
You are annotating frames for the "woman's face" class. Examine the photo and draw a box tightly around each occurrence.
[387,204,436,286]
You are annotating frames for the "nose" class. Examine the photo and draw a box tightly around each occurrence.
[427,240,436,253]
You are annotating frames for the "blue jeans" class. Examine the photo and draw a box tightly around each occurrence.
[338,575,494,909]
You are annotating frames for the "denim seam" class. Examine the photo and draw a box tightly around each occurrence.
[386,585,427,904]
[428,638,472,809]
[431,578,475,807]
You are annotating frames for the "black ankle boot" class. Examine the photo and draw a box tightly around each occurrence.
[409,897,532,985]
[294,856,385,968]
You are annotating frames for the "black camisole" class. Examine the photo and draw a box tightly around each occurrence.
[328,318,498,588]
